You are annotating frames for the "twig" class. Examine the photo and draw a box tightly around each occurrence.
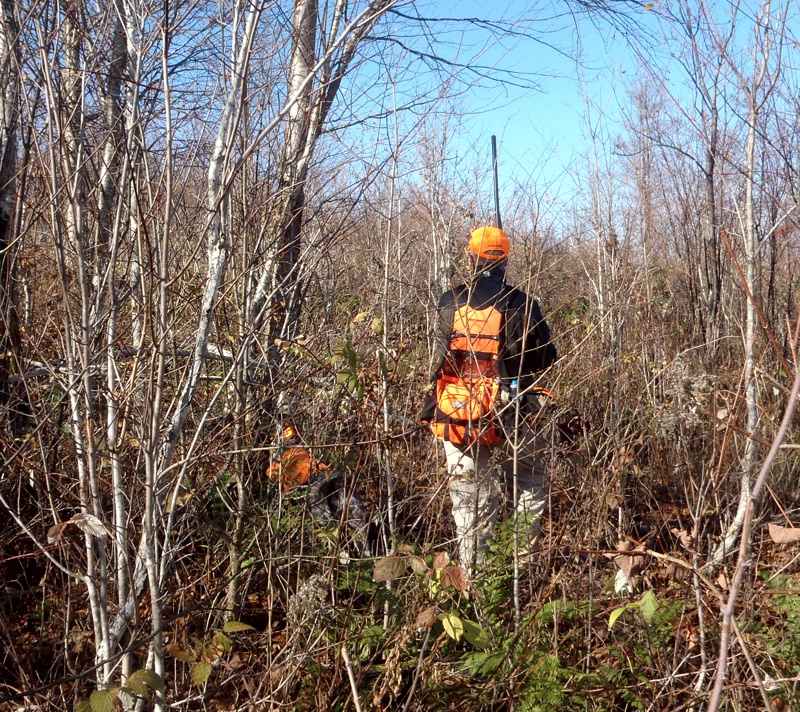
[401,627,432,712]
[731,618,772,711]
[341,645,362,712]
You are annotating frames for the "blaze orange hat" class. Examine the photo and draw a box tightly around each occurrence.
[468,226,510,260]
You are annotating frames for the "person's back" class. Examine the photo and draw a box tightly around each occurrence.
[436,270,554,389]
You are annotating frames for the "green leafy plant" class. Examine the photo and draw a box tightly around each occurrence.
[608,589,658,629]
[760,574,800,670]
[166,620,255,687]
[372,548,491,650]
[74,670,165,712]
[332,338,364,399]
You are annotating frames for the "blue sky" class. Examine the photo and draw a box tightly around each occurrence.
[395,0,659,200]
[460,6,632,180]
[337,0,690,213]
[423,0,793,199]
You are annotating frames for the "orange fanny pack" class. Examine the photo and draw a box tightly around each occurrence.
[431,376,501,446]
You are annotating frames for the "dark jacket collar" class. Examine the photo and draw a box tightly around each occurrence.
[472,256,508,278]
[473,266,506,284]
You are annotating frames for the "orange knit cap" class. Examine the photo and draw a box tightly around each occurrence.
[467,226,510,260]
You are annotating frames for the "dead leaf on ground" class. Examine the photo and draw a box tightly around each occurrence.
[767,523,800,544]
[715,408,730,430]
[604,540,646,579]
[670,527,695,550]
[663,563,688,582]
[678,620,699,651]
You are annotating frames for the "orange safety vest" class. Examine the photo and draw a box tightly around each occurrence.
[431,300,506,447]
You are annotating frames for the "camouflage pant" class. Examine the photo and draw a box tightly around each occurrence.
[443,423,547,568]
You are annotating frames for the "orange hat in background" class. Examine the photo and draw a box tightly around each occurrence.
[468,226,510,260]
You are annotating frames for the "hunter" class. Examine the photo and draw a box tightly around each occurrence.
[421,226,557,568]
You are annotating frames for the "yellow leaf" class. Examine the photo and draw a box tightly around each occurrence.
[166,642,196,663]
[461,619,490,649]
[191,661,212,686]
[222,620,256,633]
[439,612,464,641]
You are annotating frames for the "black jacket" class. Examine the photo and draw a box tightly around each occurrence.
[432,266,556,393]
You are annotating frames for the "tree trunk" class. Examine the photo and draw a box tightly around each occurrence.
[0,0,19,436]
